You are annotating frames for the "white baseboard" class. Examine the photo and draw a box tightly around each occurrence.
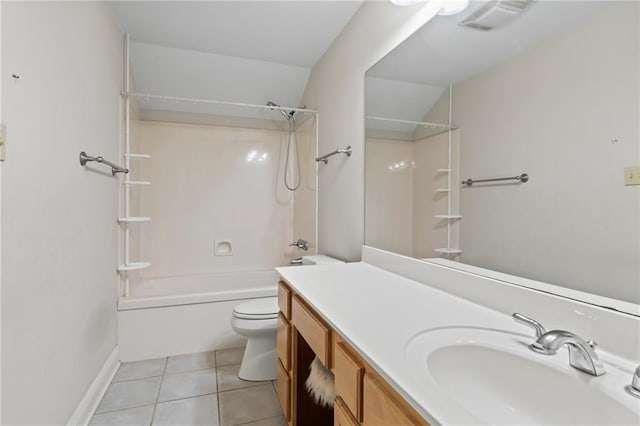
[67,346,120,426]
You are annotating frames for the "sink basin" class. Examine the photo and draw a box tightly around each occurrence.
[404,327,640,425]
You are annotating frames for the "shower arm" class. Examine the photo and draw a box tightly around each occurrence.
[316,146,352,164]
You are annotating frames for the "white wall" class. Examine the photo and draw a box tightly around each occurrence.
[130,121,295,279]
[302,0,444,261]
[451,3,639,303]
[1,3,122,424]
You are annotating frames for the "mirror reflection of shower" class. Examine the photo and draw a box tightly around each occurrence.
[267,101,300,191]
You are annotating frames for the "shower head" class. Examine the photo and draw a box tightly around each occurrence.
[266,101,294,121]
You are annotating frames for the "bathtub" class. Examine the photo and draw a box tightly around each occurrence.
[119,269,279,310]
[117,269,279,361]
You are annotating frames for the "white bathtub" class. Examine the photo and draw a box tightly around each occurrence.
[117,270,279,361]
[119,269,279,310]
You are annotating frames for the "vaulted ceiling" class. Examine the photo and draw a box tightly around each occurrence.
[109,1,363,126]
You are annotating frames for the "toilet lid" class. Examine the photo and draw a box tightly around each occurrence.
[233,297,278,320]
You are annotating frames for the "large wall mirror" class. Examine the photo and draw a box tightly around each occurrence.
[365,1,639,310]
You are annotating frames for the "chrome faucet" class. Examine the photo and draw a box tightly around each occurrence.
[532,330,605,376]
[625,366,640,398]
[513,313,605,376]
[289,238,309,251]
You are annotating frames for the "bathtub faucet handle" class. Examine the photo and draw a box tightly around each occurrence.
[289,239,309,251]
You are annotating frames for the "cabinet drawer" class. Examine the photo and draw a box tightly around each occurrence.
[291,295,330,366]
[335,396,360,426]
[363,374,418,426]
[334,341,364,421]
[277,312,291,370]
[276,359,291,421]
[278,281,292,319]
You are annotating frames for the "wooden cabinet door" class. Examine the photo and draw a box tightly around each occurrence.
[334,341,364,421]
[335,397,360,426]
[362,374,419,426]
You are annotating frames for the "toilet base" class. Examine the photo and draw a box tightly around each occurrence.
[238,334,278,381]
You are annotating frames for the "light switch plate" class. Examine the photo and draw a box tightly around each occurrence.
[625,166,640,186]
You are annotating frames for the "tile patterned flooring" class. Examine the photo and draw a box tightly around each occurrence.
[90,347,286,426]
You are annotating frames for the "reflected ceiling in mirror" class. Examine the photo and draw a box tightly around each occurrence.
[365,1,639,309]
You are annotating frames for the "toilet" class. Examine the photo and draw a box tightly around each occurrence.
[231,297,279,381]
[231,254,344,381]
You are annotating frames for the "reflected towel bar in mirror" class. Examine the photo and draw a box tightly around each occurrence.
[462,173,529,186]
[79,151,129,176]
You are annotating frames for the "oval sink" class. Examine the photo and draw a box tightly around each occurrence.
[404,327,640,425]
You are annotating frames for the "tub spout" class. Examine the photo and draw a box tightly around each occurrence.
[290,257,303,265]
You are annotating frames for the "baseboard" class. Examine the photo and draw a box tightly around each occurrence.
[67,346,120,426]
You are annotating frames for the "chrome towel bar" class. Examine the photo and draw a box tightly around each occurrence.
[462,173,528,186]
[79,152,129,176]
[316,145,352,164]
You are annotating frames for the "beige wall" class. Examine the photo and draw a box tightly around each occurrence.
[302,1,444,261]
[448,2,639,303]
[130,121,296,279]
[365,130,460,259]
[293,116,318,254]
[1,2,122,424]
[365,138,413,256]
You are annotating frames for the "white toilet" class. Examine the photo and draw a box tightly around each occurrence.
[231,255,344,381]
[231,297,279,381]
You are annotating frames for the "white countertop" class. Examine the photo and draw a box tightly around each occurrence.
[276,261,533,425]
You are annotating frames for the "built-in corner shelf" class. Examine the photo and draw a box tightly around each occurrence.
[435,189,451,193]
[434,248,462,255]
[117,262,151,272]
[437,169,452,173]
[125,153,151,159]
[117,217,151,224]
[125,181,151,186]
[434,214,463,220]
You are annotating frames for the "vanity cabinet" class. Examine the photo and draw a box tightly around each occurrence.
[276,280,429,426]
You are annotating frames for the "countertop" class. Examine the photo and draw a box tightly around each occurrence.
[275,261,532,425]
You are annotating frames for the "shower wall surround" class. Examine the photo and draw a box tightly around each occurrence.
[365,130,460,258]
[292,117,318,252]
[129,120,298,279]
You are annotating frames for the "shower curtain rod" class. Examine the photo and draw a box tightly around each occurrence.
[121,91,318,115]
[366,115,451,129]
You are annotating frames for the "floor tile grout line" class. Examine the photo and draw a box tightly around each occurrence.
[164,365,225,376]
[91,403,157,417]
[218,381,273,394]
[156,390,220,405]
[111,373,164,384]
[215,350,222,426]
[235,415,284,426]
[149,356,168,426]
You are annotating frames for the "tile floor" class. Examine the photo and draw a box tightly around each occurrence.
[90,347,286,426]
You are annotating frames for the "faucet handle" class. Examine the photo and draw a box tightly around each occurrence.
[512,313,547,338]
[512,313,556,355]
[625,366,640,399]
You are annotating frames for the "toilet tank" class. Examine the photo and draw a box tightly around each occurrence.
[301,255,345,265]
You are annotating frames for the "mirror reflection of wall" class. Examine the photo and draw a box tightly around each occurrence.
[365,1,639,305]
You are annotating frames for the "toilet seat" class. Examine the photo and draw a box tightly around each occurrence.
[232,297,278,320]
